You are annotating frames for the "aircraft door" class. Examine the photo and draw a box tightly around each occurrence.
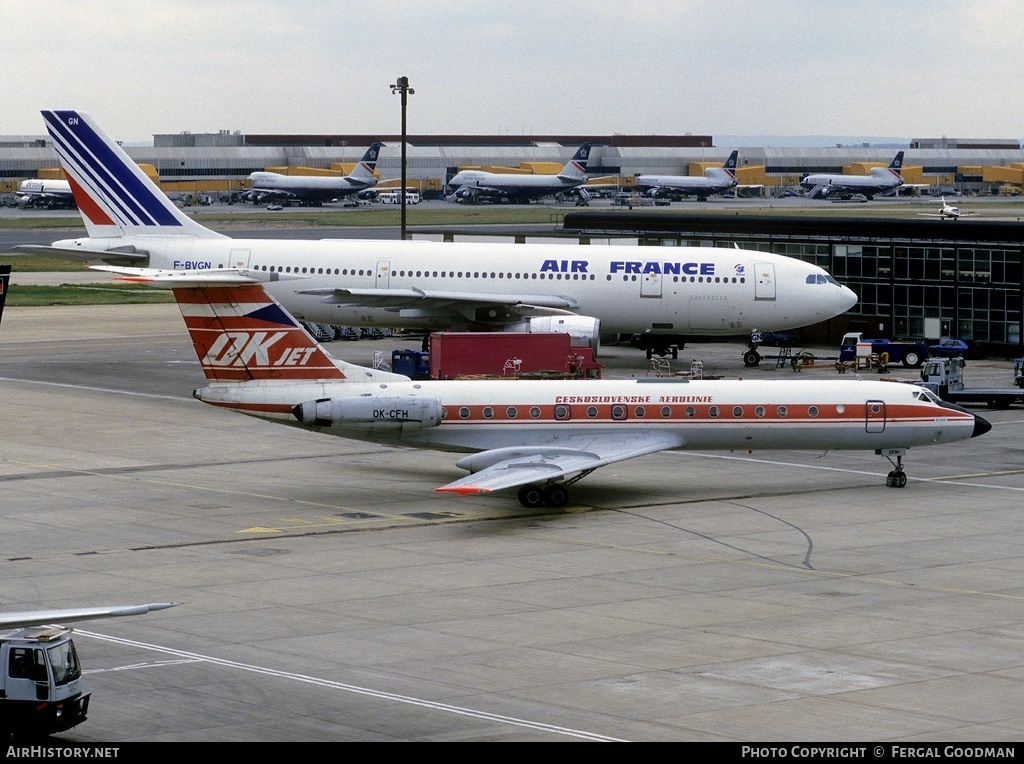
[754,262,776,300]
[375,260,391,289]
[865,400,886,433]
[229,249,252,270]
[641,271,663,298]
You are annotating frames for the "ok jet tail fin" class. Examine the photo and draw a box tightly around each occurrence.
[173,283,349,382]
[99,267,407,384]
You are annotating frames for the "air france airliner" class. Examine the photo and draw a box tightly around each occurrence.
[25,111,858,349]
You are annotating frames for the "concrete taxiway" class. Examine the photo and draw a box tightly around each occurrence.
[1,303,1023,741]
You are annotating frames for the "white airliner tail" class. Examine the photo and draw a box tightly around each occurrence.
[557,143,592,182]
[347,141,384,184]
[705,150,739,185]
[40,110,226,241]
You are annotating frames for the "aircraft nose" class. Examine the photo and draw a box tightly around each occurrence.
[972,413,992,438]
[839,284,858,313]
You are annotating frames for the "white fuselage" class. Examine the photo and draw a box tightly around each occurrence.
[800,167,903,196]
[61,236,858,335]
[448,171,583,200]
[636,171,736,197]
[195,375,980,456]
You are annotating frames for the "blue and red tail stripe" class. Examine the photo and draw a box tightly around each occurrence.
[42,110,182,229]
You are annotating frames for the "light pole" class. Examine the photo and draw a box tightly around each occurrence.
[390,76,414,239]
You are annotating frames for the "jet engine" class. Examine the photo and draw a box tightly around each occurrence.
[506,316,601,355]
[293,395,443,432]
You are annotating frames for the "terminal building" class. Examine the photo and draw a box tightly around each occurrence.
[3,130,1024,197]
[562,211,1024,355]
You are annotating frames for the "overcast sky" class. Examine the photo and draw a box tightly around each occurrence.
[6,1,1023,143]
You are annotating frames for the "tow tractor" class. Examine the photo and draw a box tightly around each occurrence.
[918,356,1024,408]
[0,603,176,740]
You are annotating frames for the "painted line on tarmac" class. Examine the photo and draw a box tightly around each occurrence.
[75,629,626,742]
[672,451,1024,492]
[0,375,187,401]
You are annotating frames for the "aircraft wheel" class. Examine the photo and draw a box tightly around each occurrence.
[886,470,907,488]
[518,485,545,508]
[743,350,761,367]
[543,484,569,508]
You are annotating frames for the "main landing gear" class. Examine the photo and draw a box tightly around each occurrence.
[518,483,569,508]
[879,448,908,488]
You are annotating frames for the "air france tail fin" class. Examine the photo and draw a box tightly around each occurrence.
[347,141,384,184]
[558,143,592,182]
[40,110,225,241]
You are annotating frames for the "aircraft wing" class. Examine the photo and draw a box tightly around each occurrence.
[0,603,177,629]
[435,431,685,495]
[302,286,580,319]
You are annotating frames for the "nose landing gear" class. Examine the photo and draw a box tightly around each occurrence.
[879,448,908,488]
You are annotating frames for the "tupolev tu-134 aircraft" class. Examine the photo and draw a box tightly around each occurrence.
[122,272,989,508]
[20,111,858,352]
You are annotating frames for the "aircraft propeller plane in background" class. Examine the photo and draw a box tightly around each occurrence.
[446,143,594,204]
[800,151,905,199]
[117,272,989,507]
[19,111,859,354]
[918,197,977,220]
[244,141,385,206]
[635,150,739,200]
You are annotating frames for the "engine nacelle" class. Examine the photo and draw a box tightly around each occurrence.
[293,395,443,431]
[507,315,601,354]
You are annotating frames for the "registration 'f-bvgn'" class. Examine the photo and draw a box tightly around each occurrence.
[146,275,988,508]
[24,111,858,352]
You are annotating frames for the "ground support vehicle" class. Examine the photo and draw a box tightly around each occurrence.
[839,332,928,369]
[393,332,603,381]
[0,627,88,740]
[918,357,1024,408]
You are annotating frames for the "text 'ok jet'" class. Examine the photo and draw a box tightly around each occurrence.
[134,274,988,507]
[244,141,384,207]
[800,151,905,199]
[24,111,857,351]
[446,143,594,204]
[636,150,739,200]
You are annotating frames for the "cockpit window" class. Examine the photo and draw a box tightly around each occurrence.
[806,274,842,286]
